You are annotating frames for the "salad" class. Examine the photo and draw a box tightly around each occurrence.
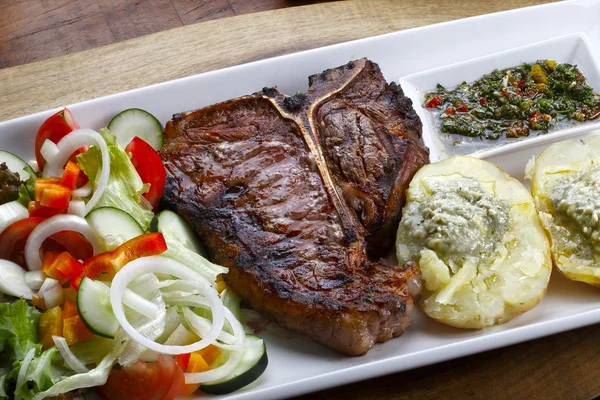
[0,108,268,400]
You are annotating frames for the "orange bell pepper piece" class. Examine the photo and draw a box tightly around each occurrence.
[31,294,47,311]
[39,184,72,210]
[63,287,77,303]
[180,352,210,396]
[42,251,83,280]
[63,315,94,345]
[39,306,63,350]
[33,178,61,201]
[28,201,66,218]
[60,161,81,190]
[62,300,79,319]
[198,344,220,365]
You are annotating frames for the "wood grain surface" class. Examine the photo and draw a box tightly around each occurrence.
[3,1,600,400]
[0,0,555,123]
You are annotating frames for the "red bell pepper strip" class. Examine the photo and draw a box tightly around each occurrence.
[81,232,167,280]
[425,95,442,108]
[175,353,191,370]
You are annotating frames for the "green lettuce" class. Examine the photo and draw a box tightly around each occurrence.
[0,300,63,400]
[77,128,153,230]
[0,299,41,361]
[13,348,68,400]
[162,233,227,283]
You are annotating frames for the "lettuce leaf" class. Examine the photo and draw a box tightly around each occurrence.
[162,233,227,283]
[0,299,41,361]
[0,300,54,400]
[13,347,68,400]
[77,128,153,230]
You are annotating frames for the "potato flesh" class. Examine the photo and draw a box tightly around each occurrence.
[397,156,552,329]
[530,136,600,286]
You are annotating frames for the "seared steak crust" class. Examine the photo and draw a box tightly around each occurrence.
[160,59,429,356]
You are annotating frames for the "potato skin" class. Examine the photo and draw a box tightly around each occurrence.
[397,156,552,329]
[529,136,600,287]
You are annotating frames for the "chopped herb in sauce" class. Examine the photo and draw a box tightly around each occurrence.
[423,60,600,152]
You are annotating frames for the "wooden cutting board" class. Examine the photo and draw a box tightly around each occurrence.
[3,1,600,400]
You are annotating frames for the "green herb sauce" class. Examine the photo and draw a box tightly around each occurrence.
[423,60,600,154]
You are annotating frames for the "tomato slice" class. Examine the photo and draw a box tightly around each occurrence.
[125,137,166,211]
[0,217,93,269]
[46,231,94,261]
[98,356,184,400]
[35,108,81,170]
[0,217,46,268]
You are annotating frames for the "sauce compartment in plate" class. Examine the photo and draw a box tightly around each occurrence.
[400,32,600,164]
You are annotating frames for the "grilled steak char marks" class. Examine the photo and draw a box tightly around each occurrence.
[160,58,429,356]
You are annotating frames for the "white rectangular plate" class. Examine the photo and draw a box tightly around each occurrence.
[2,1,600,399]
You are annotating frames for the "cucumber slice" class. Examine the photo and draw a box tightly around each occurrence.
[77,277,119,338]
[150,210,207,256]
[85,207,144,251]
[0,150,36,195]
[108,108,164,150]
[201,335,268,395]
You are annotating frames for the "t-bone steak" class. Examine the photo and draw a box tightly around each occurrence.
[159,58,430,356]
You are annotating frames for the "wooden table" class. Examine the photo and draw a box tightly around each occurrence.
[2,1,600,399]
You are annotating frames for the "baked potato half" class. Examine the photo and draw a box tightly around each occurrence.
[528,135,600,287]
[396,156,552,329]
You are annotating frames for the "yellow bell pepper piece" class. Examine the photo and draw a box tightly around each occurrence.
[39,306,63,350]
[63,315,94,346]
[531,64,548,84]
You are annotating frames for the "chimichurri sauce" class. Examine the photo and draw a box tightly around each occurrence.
[423,60,600,154]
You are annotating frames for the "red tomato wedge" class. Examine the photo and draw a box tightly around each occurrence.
[0,217,94,269]
[125,137,166,211]
[0,217,46,268]
[97,355,185,400]
[35,108,81,170]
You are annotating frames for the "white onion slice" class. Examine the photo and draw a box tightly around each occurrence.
[72,182,92,198]
[15,347,36,400]
[68,200,86,217]
[42,128,110,215]
[53,336,89,373]
[24,214,102,270]
[183,308,235,344]
[0,201,28,235]
[122,288,160,319]
[38,277,58,300]
[0,260,33,299]
[40,140,59,164]
[185,307,244,384]
[24,271,45,291]
[110,256,224,355]
[43,282,64,309]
